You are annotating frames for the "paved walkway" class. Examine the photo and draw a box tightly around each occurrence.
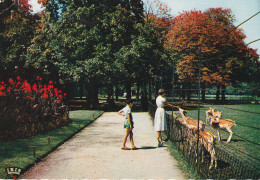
[19,112,186,179]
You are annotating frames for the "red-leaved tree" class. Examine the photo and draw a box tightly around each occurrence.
[165,8,259,101]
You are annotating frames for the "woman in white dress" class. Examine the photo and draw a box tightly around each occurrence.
[154,89,179,147]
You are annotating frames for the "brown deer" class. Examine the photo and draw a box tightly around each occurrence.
[186,126,217,169]
[178,108,206,156]
[179,108,206,131]
[208,114,236,143]
[196,129,217,169]
[178,108,218,169]
[206,107,222,124]
[174,113,185,125]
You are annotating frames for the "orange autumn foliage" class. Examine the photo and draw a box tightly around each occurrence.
[144,0,173,37]
[165,8,259,86]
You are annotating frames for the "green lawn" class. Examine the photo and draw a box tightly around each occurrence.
[0,110,103,179]
[173,104,260,169]
[165,139,202,179]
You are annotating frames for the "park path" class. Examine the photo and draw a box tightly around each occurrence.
[19,112,186,179]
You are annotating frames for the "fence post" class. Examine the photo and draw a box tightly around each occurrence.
[48,137,50,148]
[196,51,201,172]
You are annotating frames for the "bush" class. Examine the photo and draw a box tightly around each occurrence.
[0,76,69,141]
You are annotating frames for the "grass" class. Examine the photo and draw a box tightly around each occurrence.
[164,137,202,179]
[175,104,260,169]
[0,110,103,179]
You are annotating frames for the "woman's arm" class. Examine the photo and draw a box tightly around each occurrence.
[164,101,179,110]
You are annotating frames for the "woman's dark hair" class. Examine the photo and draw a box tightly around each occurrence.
[126,99,133,105]
[158,89,165,95]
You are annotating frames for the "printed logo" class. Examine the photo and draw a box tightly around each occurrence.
[6,167,22,179]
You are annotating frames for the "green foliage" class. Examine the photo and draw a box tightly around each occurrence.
[1,11,39,79]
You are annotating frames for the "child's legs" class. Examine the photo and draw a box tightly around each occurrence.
[129,129,135,147]
[122,128,131,147]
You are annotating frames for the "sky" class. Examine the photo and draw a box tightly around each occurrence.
[29,0,260,53]
[29,0,44,13]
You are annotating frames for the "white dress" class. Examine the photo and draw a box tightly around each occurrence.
[154,95,167,131]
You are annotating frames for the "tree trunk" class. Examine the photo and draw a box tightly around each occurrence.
[201,83,206,101]
[181,84,186,100]
[64,82,75,99]
[136,81,140,101]
[155,80,159,99]
[216,85,220,101]
[106,84,114,104]
[148,79,152,100]
[221,85,226,102]
[86,83,99,108]
[125,82,131,100]
[141,82,148,111]
[187,84,191,101]
[115,84,119,101]
[78,81,84,99]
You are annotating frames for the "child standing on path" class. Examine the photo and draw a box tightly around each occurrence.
[118,99,137,150]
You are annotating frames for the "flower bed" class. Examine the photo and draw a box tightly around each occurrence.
[0,76,69,141]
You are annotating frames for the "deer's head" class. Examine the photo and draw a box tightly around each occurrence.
[179,108,187,116]
[213,111,222,120]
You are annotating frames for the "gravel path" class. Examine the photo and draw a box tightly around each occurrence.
[19,112,186,179]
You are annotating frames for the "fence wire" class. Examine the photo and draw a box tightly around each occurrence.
[148,101,260,179]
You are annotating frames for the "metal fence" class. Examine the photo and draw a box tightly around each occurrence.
[148,101,260,179]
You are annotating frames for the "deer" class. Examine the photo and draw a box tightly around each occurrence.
[177,108,206,155]
[174,113,185,125]
[206,107,222,124]
[178,107,206,131]
[178,108,218,169]
[193,128,217,169]
[178,108,218,168]
[208,113,236,143]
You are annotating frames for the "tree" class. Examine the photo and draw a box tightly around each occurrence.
[165,8,259,101]
[0,0,39,81]
[142,0,173,100]
[26,0,143,107]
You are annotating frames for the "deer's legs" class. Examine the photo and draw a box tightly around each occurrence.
[214,155,217,169]
[209,155,213,169]
[208,145,216,169]
[209,152,216,169]
[206,113,209,125]
[201,147,204,163]
[226,129,233,143]
[217,129,221,142]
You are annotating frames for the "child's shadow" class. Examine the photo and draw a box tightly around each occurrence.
[137,146,157,150]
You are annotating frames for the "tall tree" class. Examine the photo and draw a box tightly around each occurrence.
[165,8,259,101]
[142,0,173,100]
[26,0,143,107]
[0,0,39,81]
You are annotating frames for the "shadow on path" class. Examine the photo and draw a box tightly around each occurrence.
[137,146,157,150]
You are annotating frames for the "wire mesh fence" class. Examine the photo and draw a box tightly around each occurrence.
[148,101,260,179]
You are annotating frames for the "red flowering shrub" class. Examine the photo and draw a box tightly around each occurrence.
[0,76,69,141]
